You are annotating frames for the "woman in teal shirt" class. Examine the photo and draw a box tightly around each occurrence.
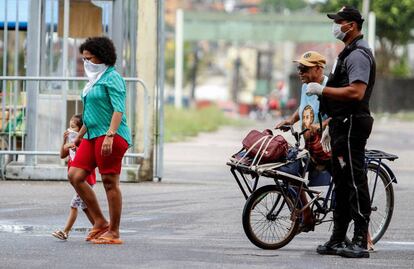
[69,37,131,244]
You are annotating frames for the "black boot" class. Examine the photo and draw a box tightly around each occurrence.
[316,239,347,255]
[337,235,369,258]
[317,219,348,255]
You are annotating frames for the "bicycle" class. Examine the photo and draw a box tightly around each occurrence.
[227,126,398,250]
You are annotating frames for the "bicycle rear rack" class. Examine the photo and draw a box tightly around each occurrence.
[365,149,398,161]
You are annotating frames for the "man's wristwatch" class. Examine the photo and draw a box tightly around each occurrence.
[106,130,116,137]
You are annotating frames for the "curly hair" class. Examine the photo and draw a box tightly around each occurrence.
[79,36,117,66]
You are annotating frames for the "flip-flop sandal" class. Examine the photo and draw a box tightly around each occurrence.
[85,226,109,241]
[52,230,68,240]
[91,236,123,245]
[367,241,375,252]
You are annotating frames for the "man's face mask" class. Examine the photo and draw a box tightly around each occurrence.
[332,22,352,41]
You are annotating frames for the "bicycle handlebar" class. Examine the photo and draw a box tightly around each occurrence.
[276,125,309,147]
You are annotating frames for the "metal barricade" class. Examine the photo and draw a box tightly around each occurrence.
[0,76,150,180]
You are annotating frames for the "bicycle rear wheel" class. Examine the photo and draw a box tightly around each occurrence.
[347,163,394,244]
[242,184,300,249]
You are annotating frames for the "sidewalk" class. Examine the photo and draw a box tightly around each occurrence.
[0,119,413,268]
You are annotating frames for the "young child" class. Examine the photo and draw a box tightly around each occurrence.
[52,114,96,240]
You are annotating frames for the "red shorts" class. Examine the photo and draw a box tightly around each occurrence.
[71,134,129,175]
[68,159,97,185]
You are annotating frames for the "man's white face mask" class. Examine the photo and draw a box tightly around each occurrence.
[332,22,352,41]
[83,59,107,79]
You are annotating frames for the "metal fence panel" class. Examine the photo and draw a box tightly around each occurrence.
[0,76,149,180]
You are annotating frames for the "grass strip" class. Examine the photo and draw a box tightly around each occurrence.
[164,105,245,142]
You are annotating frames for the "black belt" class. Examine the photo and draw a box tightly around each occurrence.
[332,113,371,121]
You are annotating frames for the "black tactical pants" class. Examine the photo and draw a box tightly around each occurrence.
[329,115,374,245]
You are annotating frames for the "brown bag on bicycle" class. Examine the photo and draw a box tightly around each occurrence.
[242,129,288,164]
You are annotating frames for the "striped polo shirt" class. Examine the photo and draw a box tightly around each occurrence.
[82,66,132,146]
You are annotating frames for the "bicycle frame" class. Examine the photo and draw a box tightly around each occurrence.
[230,149,397,193]
[228,148,399,228]
[228,147,311,200]
[306,180,335,220]
[230,128,399,249]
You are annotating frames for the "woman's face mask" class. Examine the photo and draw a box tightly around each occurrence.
[332,22,352,41]
[83,59,106,77]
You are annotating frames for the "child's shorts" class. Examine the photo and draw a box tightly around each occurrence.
[71,134,129,175]
[70,184,94,210]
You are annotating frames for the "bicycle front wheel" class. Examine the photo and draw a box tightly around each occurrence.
[242,184,300,249]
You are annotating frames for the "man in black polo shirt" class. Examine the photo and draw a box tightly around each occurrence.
[306,6,376,258]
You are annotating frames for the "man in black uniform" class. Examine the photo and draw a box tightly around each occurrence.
[306,6,376,258]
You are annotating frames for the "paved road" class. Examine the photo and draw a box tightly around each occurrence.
[0,118,413,268]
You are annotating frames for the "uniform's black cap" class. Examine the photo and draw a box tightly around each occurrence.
[327,6,364,23]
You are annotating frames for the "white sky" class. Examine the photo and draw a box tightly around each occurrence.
[0,0,29,22]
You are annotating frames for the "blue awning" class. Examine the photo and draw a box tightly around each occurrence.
[0,22,60,32]
[0,21,28,31]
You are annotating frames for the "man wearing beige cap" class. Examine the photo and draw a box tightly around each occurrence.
[275,51,331,232]
[276,50,330,150]
[306,6,376,259]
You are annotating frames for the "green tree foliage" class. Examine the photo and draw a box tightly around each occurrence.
[165,40,195,86]
[317,0,414,77]
[372,0,414,77]
[316,0,360,13]
[260,0,306,13]
[373,0,414,46]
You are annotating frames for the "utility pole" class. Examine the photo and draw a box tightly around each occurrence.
[136,0,159,181]
[174,9,184,108]
[362,0,370,19]
[26,0,42,165]
[362,0,376,54]
[190,43,199,101]
[232,57,241,103]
